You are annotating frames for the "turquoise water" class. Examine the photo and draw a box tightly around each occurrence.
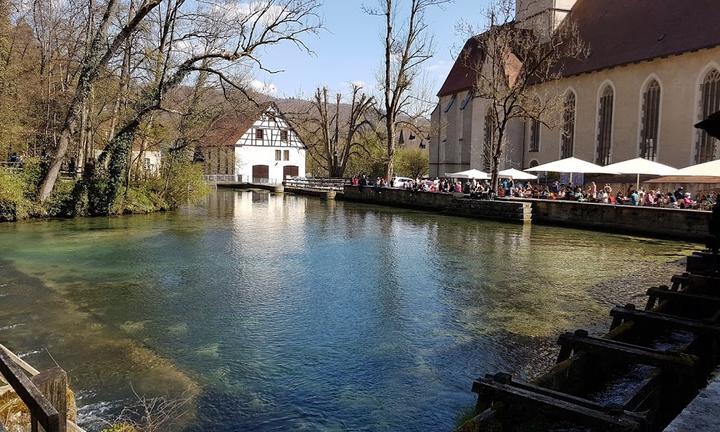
[0,190,695,431]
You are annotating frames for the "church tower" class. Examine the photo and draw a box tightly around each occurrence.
[515,0,577,32]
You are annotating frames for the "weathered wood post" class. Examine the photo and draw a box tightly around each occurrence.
[31,368,67,432]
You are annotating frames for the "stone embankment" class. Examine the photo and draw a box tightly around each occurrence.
[342,186,531,223]
[342,186,711,242]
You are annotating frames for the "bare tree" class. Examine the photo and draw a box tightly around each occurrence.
[459,0,587,191]
[366,0,451,181]
[88,0,321,213]
[37,0,165,201]
[293,84,376,178]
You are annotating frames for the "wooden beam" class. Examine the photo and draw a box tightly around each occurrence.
[473,374,646,431]
[611,305,720,337]
[645,287,720,311]
[0,349,61,432]
[31,368,67,432]
[557,330,698,371]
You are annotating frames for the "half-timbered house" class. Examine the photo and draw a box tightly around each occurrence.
[200,102,306,183]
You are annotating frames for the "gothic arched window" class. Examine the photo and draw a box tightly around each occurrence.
[640,79,661,161]
[596,85,614,165]
[561,92,576,159]
[483,108,495,172]
[697,69,720,163]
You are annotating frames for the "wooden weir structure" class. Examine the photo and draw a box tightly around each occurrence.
[462,250,720,432]
[0,344,85,432]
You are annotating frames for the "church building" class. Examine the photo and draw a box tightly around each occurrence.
[201,103,307,183]
[430,0,720,177]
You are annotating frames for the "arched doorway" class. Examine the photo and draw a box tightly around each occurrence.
[283,165,299,178]
[252,165,269,183]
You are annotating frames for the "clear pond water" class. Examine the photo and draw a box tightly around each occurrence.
[0,190,696,431]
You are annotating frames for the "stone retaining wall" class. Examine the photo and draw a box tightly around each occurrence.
[342,186,531,223]
[342,186,711,241]
[516,198,711,242]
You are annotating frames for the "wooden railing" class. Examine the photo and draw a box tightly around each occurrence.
[203,174,244,183]
[283,177,350,192]
[0,344,85,432]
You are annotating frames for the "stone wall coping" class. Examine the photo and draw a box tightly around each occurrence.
[501,197,711,214]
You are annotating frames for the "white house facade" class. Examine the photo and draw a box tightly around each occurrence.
[201,103,307,183]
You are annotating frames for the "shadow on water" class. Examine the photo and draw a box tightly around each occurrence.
[0,189,701,431]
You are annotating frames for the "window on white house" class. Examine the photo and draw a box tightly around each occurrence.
[596,85,614,165]
[275,149,281,161]
[697,69,720,163]
[283,150,290,161]
[640,79,661,161]
[280,130,288,142]
[256,129,264,140]
[561,92,576,159]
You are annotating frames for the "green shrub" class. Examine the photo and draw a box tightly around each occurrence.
[111,186,167,215]
[42,180,78,218]
[151,158,208,208]
[0,168,30,221]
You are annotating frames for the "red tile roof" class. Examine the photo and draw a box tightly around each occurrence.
[200,102,274,147]
[559,0,720,77]
[438,0,720,97]
[437,38,483,97]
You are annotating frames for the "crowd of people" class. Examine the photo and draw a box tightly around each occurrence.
[349,174,718,211]
[502,180,717,211]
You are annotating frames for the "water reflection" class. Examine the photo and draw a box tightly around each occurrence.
[0,190,698,431]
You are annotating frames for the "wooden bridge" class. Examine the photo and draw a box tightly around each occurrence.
[0,344,84,432]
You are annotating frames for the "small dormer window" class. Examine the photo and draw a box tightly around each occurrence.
[280,130,288,142]
[256,129,264,140]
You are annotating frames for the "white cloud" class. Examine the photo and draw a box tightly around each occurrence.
[249,79,278,96]
[351,80,366,89]
[214,1,287,26]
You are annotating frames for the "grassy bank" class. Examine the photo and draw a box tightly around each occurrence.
[0,158,208,222]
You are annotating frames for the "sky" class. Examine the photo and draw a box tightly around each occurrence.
[251,0,491,99]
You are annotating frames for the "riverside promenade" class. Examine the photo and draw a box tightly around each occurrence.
[342,186,712,242]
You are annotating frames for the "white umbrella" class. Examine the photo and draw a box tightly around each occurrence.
[445,169,490,180]
[499,168,538,180]
[525,157,611,185]
[603,157,678,191]
[674,159,720,177]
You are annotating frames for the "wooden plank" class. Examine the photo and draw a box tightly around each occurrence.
[473,375,645,431]
[474,373,643,414]
[645,287,720,311]
[611,306,720,337]
[0,349,61,432]
[557,330,698,371]
[0,344,40,376]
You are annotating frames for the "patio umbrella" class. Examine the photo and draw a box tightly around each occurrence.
[695,111,720,140]
[674,159,720,177]
[499,168,538,180]
[602,157,678,191]
[525,157,612,184]
[445,169,490,180]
